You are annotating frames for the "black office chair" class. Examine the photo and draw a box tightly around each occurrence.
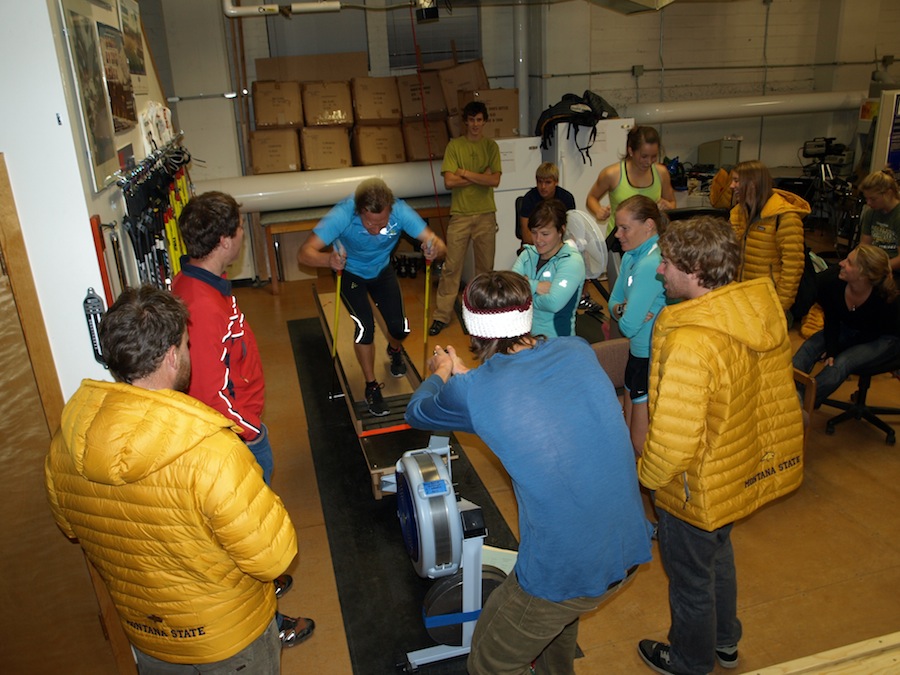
[822,352,900,445]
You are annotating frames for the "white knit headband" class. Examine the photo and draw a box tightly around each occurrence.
[462,290,533,339]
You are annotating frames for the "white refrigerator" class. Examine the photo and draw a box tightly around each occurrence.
[459,135,544,276]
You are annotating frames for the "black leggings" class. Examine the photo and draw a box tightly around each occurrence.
[340,265,409,345]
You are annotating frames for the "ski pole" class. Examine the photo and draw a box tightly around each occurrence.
[423,259,432,347]
[331,241,346,359]
[332,270,342,359]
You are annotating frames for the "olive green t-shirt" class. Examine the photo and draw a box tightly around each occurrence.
[441,136,502,215]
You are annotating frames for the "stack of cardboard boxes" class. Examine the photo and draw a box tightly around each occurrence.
[247,52,519,175]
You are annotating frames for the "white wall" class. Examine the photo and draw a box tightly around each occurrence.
[558,0,900,168]
[0,2,110,397]
[0,0,176,398]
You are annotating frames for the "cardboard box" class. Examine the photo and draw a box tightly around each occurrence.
[300,127,352,171]
[435,60,489,118]
[397,71,448,121]
[255,52,368,83]
[252,80,303,128]
[249,129,300,174]
[352,126,405,166]
[402,121,449,161]
[457,88,520,138]
[351,76,402,125]
[302,81,353,127]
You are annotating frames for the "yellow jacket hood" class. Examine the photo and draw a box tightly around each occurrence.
[653,278,788,356]
[59,380,243,485]
[760,188,812,219]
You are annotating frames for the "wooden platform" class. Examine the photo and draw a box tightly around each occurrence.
[750,630,900,674]
[314,286,443,499]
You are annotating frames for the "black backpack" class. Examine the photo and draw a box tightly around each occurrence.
[534,90,618,165]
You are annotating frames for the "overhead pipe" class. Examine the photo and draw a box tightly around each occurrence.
[222,0,341,18]
[621,90,867,125]
[193,162,448,213]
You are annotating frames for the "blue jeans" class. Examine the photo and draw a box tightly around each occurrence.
[134,616,279,674]
[657,510,742,675]
[793,329,900,407]
[245,423,274,486]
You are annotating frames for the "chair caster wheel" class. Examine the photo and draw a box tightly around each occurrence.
[825,424,835,435]
[887,432,895,445]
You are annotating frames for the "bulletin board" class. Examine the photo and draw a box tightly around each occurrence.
[58,0,147,192]
[871,89,900,173]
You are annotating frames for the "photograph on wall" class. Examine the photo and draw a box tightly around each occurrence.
[64,5,119,191]
[119,0,148,95]
[98,23,137,131]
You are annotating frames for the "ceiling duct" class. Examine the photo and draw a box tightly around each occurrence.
[221,0,341,18]
[587,0,675,13]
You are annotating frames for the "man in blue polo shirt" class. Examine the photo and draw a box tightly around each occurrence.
[516,162,576,249]
[299,178,446,416]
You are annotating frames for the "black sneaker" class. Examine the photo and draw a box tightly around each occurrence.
[429,320,446,336]
[279,615,315,648]
[365,381,389,416]
[715,646,739,669]
[578,294,603,314]
[387,345,407,377]
[637,640,682,674]
[273,574,293,599]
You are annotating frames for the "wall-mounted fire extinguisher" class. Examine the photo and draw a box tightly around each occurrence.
[84,287,107,366]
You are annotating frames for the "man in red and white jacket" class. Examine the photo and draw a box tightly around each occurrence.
[173,190,314,649]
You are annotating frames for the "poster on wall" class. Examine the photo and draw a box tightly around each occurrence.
[63,4,120,192]
[98,23,137,131]
[118,0,148,95]
[888,94,900,172]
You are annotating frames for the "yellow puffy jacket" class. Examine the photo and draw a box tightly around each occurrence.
[730,189,811,311]
[45,380,298,664]
[638,279,804,531]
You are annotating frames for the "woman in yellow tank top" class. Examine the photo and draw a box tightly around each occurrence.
[586,125,677,237]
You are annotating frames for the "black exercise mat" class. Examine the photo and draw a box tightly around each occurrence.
[288,318,519,674]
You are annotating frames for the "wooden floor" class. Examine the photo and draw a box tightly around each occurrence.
[12,245,900,674]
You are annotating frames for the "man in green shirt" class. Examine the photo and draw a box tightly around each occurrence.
[429,101,502,336]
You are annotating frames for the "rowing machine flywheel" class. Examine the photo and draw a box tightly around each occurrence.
[396,449,462,579]
[422,564,507,646]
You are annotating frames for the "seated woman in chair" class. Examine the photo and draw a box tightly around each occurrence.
[793,244,900,407]
[511,199,585,338]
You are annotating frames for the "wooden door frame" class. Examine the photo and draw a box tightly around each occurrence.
[0,154,138,674]
[0,154,64,434]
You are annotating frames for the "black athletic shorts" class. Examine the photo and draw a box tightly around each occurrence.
[340,264,409,345]
[624,354,649,403]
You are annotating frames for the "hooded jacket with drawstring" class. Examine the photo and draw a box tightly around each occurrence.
[637,278,804,531]
[730,188,811,311]
[44,380,297,664]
